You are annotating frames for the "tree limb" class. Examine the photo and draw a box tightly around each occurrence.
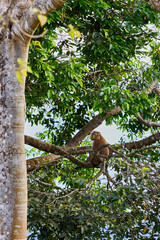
[137,77,158,94]
[66,106,121,147]
[150,0,160,11]
[119,132,160,150]
[29,0,66,30]
[26,132,160,172]
[25,135,92,168]
[66,78,158,147]
[136,113,160,127]
[12,0,66,41]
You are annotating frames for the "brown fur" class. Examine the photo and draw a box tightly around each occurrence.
[86,131,109,167]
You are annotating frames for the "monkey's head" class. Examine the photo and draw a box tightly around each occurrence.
[91,131,101,140]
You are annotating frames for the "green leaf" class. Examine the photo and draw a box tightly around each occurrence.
[27,66,32,73]
[16,71,23,83]
[37,14,47,26]
[78,79,83,87]
[47,90,54,98]
[17,58,26,66]
[142,167,150,172]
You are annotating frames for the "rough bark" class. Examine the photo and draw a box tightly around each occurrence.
[150,0,160,10]
[0,0,67,239]
[120,132,160,150]
[66,106,122,147]
[0,38,29,240]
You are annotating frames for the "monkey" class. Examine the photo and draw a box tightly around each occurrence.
[85,131,109,168]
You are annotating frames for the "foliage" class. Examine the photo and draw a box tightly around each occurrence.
[26,0,160,144]
[27,0,160,239]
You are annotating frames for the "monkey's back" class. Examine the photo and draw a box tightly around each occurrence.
[92,136,109,156]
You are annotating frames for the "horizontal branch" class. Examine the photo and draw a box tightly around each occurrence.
[88,68,131,77]
[26,131,160,172]
[26,154,61,173]
[25,135,92,155]
[25,135,91,168]
[120,132,160,150]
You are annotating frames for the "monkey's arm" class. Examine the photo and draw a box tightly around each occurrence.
[85,152,94,163]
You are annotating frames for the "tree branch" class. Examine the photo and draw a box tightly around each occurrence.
[150,0,160,11]
[25,135,92,155]
[136,113,160,127]
[119,132,160,150]
[12,0,66,41]
[66,106,121,147]
[29,0,66,31]
[141,77,158,94]
[26,131,160,173]
[46,169,103,205]
[25,135,91,168]
[66,78,158,147]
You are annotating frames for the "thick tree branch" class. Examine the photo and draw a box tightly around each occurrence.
[26,131,160,172]
[12,0,66,41]
[29,0,66,31]
[119,132,160,150]
[66,106,121,147]
[25,135,92,155]
[26,154,61,172]
[150,0,160,11]
[66,78,158,147]
[25,135,91,168]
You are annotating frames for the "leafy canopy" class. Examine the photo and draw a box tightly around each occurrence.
[26,0,160,239]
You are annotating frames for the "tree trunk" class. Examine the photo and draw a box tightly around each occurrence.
[0,37,30,239]
[0,0,66,238]
[150,0,160,11]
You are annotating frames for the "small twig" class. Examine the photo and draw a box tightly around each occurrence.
[88,68,131,76]
[87,169,102,188]
[19,27,48,39]
[34,178,66,193]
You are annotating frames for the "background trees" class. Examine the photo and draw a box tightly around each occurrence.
[26,1,160,239]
